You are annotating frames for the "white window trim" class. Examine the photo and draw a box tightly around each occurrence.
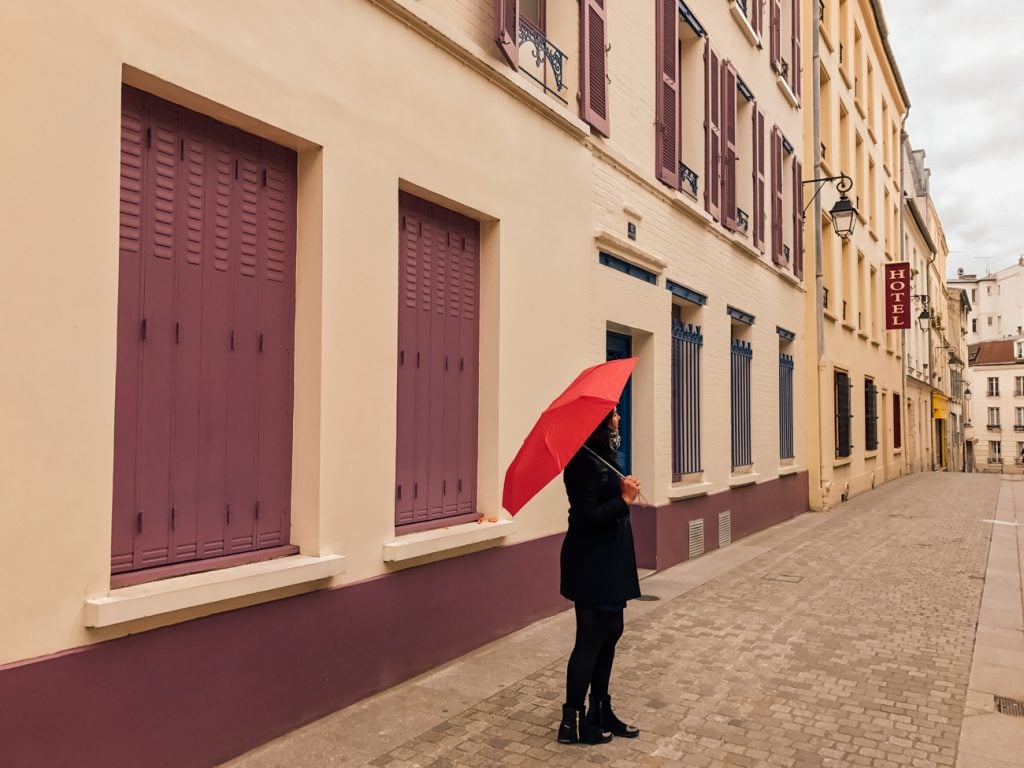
[85,553,347,627]
[383,518,514,562]
[729,1,761,46]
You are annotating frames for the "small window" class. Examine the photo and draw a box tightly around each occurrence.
[989,407,1000,427]
[990,441,1002,461]
[864,378,878,451]
[972,318,977,333]
[988,377,1000,397]
[835,370,852,458]
[520,0,545,32]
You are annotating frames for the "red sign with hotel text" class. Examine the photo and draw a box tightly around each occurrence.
[885,262,912,330]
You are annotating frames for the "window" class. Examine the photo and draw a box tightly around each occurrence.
[677,13,707,199]
[395,193,480,530]
[1016,376,1024,396]
[988,316,993,326]
[988,377,1000,397]
[671,306,703,478]
[972,318,977,333]
[769,0,802,98]
[779,347,795,459]
[893,393,902,449]
[731,337,753,468]
[835,370,852,458]
[520,0,545,31]
[971,288,977,302]
[864,378,878,451]
[1018,442,1024,464]
[1016,407,1024,428]
[990,441,1002,462]
[988,407,1001,428]
[578,0,609,135]
[1016,340,1024,360]
[112,86,298,577]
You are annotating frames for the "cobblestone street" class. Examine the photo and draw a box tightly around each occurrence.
[223,473,1024,767]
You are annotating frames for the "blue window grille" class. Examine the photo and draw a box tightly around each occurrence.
[731,339,753,468]
[779,353,795,459]
[672,320,703,478]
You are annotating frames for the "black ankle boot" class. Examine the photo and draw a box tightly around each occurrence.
[588,694,640,738]
[557,704,612,744]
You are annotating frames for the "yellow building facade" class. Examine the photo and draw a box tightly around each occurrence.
[803,0,910,508]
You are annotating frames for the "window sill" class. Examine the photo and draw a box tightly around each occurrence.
[842,321,856,332]
[858,330,869,340]
[867,124,877,143]
[776,75,800,109]
[729,472,761,488]
[893,448,903,455]
[779,464,804,476]
[868,225,879,242]
[382,518,514,562]
[730,2,761,47]
[821,155,834,176]
[834,456,852,467]
[839,64,853,90]
[855,97,867,120]
[84,553,347,628]
[871,338,881,347]
[824,307,838,322]
[864,450,879,460]
[668,480,715,500]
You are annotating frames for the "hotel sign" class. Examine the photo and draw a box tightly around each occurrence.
[885,262,911,330]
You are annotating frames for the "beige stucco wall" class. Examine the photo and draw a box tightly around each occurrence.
[0,0,607,664]
[804,0,908,508]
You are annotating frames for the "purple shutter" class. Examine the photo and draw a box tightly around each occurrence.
[111,87,146,572]
[196,121,234,559]
[494,0,519,68]
[655,0,679,187]
[256,142,297,548]
[770,0,782,73]
[793,157,804,279]
[704,42,721,219]
[751,0,764,37]
[225,135,262,552]
[580,0,610,136]
[770,126,783,265]
[791,0,802,99]
[134,96,179,570]
[396,194,479,528]
[721,63,738,231]
[753,108,766,252]
[168,110,206,563]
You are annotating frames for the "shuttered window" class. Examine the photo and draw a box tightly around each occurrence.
[655,0,679,186]
[835,371,852,458]
[395,193,480,529]
[493,0,519,68]
[751,0,764,38]
[704,42,721,219]
[893,393,902,449]
[671,316,703,478]
[779,353,795,459]
[790,0,802,99]
[769,0,782,73]
[720,62,739,231]
[770,126,784,266]
[792,157,804,279]
[865,378,878,450]
[113,86,297,575]
[731,339,753,468]
[581,0,610,136]
[752,108,766,252]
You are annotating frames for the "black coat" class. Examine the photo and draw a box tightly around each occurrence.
[559,449,641,605]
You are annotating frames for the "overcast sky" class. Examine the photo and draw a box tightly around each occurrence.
[884,1,1024,279]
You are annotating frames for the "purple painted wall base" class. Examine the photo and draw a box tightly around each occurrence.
[631,471,809,570]
[0,534,568,768]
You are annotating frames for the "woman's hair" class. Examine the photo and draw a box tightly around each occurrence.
[583,408,618,464]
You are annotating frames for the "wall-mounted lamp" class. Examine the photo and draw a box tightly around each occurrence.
[913,294,931,332]
[803,173,858,239]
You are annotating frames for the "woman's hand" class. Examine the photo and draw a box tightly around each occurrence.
[620,475,641,505]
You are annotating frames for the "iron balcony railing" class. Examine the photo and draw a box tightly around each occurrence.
[518,19,568,104]
[680,162,699,197]
[988,424,1002,431]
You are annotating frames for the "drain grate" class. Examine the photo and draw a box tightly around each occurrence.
[995,696,1024,717]
[635,594,661,602]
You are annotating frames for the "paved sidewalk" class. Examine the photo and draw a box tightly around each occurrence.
[222,473,1024,767]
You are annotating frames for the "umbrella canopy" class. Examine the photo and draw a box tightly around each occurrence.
[502,356,638,516]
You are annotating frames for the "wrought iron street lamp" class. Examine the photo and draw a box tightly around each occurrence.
[803,173,858,239]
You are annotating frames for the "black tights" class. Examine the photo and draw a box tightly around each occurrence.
[565,606,624,710]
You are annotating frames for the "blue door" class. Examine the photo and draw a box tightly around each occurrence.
[606,331,633,474]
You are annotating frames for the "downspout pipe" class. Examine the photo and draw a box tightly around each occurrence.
[898,111,909,475]
[812,0,826,509]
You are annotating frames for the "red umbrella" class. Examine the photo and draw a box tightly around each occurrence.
[502,356,638,516]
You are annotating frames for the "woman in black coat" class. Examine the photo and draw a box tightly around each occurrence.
[557,407,642,745]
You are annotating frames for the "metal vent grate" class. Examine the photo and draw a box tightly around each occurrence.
[688,519,705,559]
[995,696,1024,717]
[718,511,732,548]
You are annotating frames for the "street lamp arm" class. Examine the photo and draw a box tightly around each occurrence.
[801,173,854,215]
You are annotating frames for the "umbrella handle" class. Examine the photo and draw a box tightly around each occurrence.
[583,447,653,508]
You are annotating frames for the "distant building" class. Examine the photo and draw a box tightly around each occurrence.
[951,257,1024,345]
[966,339,1024,472]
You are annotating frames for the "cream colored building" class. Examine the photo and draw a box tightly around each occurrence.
[966,339,1024,472]
[805,0,910,508]
[0,1,810,764]
[951,258,1024,345]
